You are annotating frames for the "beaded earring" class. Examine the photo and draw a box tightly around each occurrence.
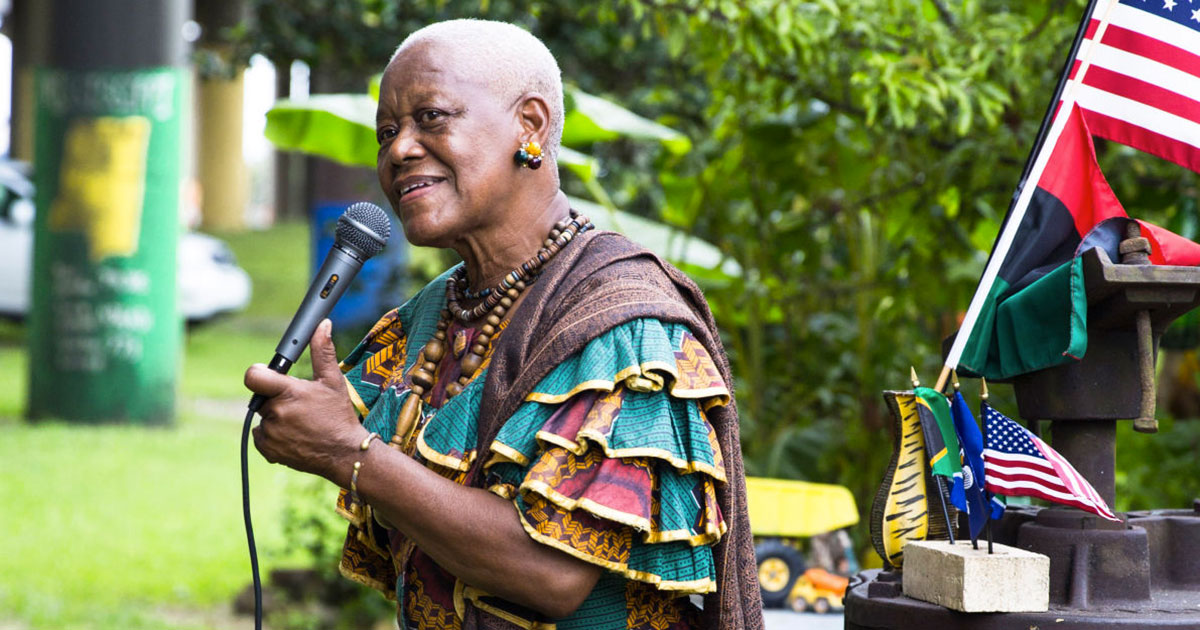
[514,140,543,170]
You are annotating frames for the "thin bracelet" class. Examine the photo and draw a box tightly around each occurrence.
[348,433,379,516]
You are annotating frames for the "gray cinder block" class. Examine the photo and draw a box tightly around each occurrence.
[902,541,1049,612]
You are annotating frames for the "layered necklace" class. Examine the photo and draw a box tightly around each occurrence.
[388,212,593,451]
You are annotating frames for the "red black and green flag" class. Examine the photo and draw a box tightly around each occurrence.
[946,0,1200,379]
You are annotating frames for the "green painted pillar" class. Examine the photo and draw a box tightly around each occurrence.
[27,0,189,424]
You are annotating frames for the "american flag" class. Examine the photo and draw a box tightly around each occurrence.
[981,403,1120,521]
[1068,0,1200,173]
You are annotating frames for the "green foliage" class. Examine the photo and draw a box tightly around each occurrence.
[1116,416,1200,512]
[624,0,1087,513]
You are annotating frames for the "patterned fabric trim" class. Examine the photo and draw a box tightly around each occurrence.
[623,581,701,630]
[413,374,488,472]
[454,582,559,630]
[534,429,727,484]
[338,559,396,600]
[345,377,369,417]
[337,522,398,601]
[516,443,725,548]
[523,319,730,408]
[516,496,717,595]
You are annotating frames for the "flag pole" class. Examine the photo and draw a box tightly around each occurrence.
[981,378,994,554]
[940,0,1113,378]
[914,368,957,545]
[1012,0,1103,195]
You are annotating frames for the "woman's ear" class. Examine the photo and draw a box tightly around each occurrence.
[515,93,552,147]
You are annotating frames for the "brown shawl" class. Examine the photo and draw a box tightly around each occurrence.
[465,229,764,630]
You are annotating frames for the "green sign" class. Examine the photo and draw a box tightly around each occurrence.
[28,67,186,424]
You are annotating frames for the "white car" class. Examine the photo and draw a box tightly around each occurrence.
[0,161,252,324]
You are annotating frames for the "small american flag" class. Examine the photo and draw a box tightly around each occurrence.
[982,403,1119,522]
[1068,0,1200,172]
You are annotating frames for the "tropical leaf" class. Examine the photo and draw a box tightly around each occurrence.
[567,196,739,277]
[562,87,692,154]
[265,94,377,168]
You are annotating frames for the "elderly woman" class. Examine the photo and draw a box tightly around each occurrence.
[245,19,761,630]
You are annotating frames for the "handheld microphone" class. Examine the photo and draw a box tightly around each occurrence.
[242,201,390,630]
[247,201,391,412]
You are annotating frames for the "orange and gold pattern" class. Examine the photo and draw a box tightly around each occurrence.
[403,552,462,630]
[671,333,728,403]
[624,581,700,630]
[523,446,655,532]
[523,493,633,567]
[337,521,397,600]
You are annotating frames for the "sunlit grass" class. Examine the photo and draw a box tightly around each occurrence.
[0,222,324,630]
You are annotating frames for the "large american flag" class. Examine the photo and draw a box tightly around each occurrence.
[1068,0,1200,173]
[981,403,1120,521]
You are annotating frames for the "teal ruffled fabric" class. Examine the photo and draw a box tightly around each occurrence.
[526,318,731,405]
[339,308,729,609]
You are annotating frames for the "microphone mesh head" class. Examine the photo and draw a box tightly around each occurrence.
[336,202,391,258]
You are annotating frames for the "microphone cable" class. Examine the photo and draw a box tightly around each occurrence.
[241,406,263,630]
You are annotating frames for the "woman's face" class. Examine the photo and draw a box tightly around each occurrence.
[376,42,519,247]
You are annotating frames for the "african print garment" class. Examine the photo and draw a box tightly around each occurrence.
[334,268,729,630]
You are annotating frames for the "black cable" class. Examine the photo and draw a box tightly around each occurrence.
[241,406,263,630]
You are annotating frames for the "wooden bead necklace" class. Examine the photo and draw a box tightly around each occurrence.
[387,213,593,451]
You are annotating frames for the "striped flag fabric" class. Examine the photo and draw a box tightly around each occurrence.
[1069,0,1200,173]
[981,402,1119,521]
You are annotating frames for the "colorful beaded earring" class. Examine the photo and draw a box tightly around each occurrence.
[514,140,543,170]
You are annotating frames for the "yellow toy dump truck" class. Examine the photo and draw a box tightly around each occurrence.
[747,477,859,610]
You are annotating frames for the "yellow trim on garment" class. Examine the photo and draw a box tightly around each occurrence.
[415,419,474,472]
[488,483,516,500]
[455,583,558,630]
[522,359,731,406]
[641,519,729,547]
[525,379,621,404]
[335,504,362,526]
[515,502,717,595]
[344,377,370,417]
[338,559,396,601]
[488,440,530,468]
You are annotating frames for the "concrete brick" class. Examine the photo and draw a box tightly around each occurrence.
[902,540,1049,613]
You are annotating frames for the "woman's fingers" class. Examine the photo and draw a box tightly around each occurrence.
[309,319,344,389]
[244,363,291,398]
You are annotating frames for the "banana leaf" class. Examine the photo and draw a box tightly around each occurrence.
[561,88,691,154]
[568,196,739,281]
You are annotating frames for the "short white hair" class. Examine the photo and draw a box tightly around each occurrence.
[393,20,565,158]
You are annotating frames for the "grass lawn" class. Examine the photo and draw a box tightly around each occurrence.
[0,222,344,630]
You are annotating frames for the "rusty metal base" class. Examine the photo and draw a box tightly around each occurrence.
[845,505,1200,629]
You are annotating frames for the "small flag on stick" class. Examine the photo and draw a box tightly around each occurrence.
[982,402,1119,521]
[913,384,960,543]
[949,389,1005,543]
